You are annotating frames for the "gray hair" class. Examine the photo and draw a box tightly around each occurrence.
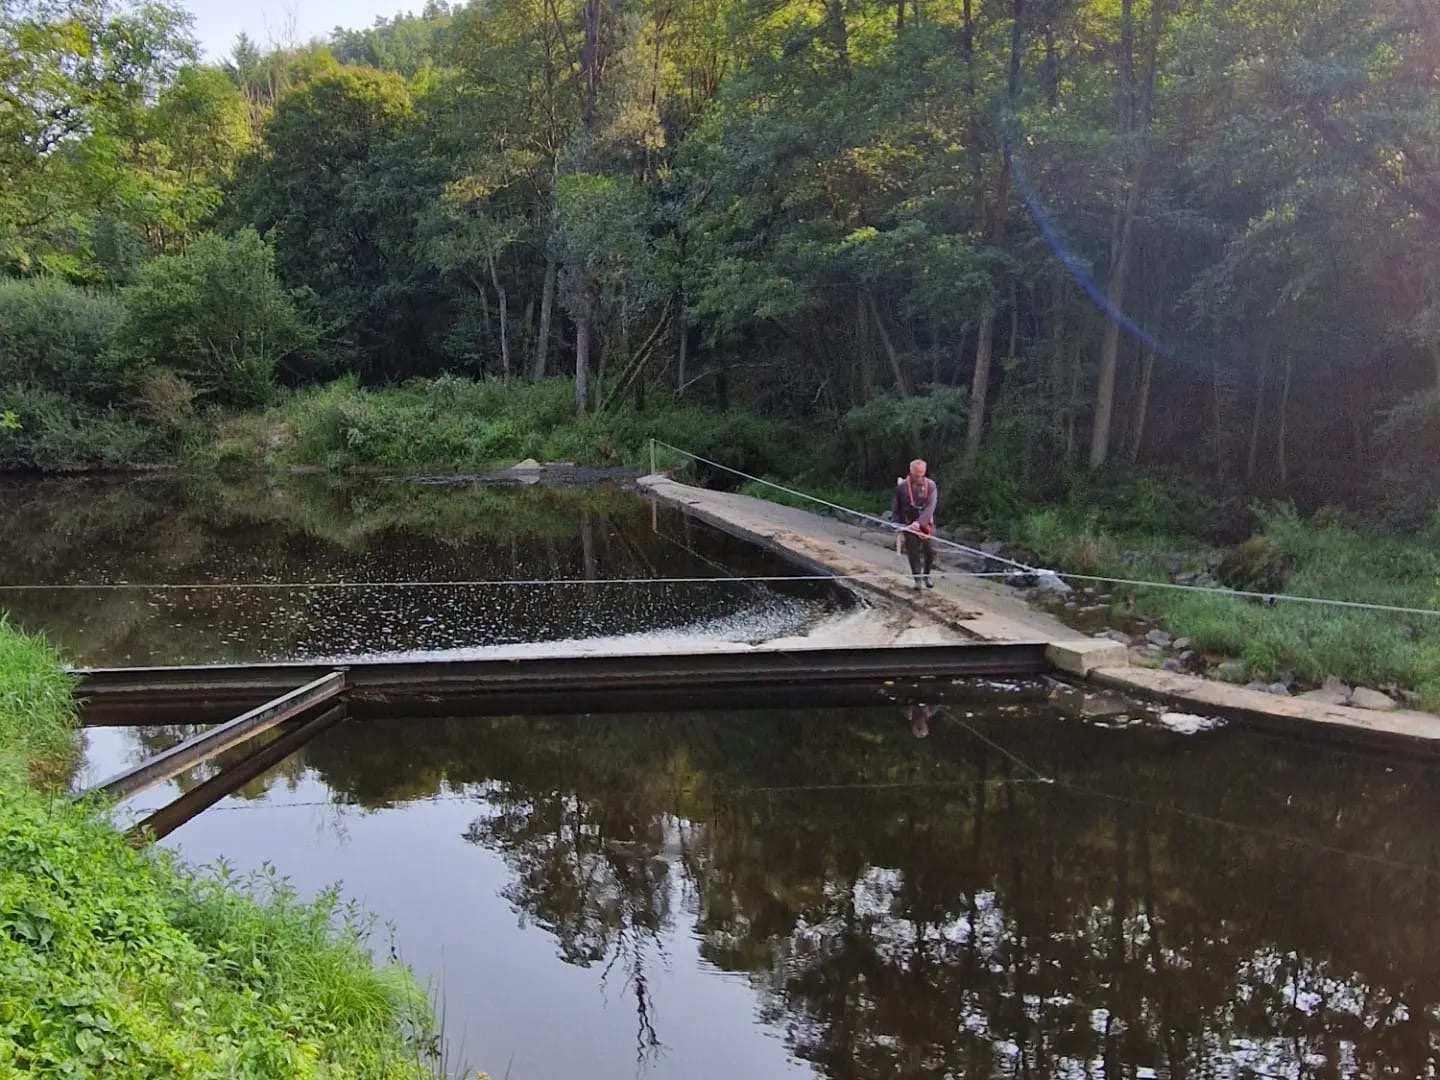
[910,459,927,470]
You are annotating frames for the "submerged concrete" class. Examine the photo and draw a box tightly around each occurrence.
[641,475,1440,748]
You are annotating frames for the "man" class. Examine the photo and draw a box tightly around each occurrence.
[892,459,938,590]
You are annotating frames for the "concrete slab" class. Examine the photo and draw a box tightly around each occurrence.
[1093,665,1440,749]
[1047,639,1129,676]
[640,475,1069,643]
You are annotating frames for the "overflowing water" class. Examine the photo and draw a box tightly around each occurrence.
[0,473,852,665]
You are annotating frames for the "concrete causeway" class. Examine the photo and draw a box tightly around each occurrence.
[641,474,1440,750]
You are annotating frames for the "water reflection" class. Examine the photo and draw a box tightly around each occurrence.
[1,474,848,665]
[91,697,1440,1079]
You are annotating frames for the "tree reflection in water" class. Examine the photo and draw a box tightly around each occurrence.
[280,699,1440,1078]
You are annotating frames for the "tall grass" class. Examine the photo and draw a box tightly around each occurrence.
[1015,506,1440,707]
[0,619,469,1076]
[0,616,77,787]
[195,375,805,476]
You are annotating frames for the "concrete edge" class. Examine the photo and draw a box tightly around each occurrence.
[1091,664,1440,751]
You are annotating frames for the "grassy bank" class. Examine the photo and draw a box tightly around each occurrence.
[0,619,457,1077]
[1013,508,1440,709]
[186,376,802,476]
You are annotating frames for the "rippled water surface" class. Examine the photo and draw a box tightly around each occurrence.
[82,690,1440,1080]
[0,474,848,665]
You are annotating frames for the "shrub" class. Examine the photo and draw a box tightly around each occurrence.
[0,278,129,404]
[114,230,317,408]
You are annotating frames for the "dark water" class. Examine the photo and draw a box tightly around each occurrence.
[82,688,1440,1079]
[0,474,849,666]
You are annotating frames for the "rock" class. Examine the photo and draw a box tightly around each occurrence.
[1161,554,1187,577]
[1216,535,1293,592]
[980,540,1005,556]
[1145,629,1174,648]
[1275,670,1296,690]
[1244,681,1269,693]
[1173,637,1192,652]
[1214,659,1249,684]
[1266,682,1292,697]
[1035,571,1072,596]
[1161,659,1184,673]
[1096,629,1134,646]
[1350,687,1397,711]
[1178,649,1196,664]
[511,457,543,472]
[1297,677,1351,706]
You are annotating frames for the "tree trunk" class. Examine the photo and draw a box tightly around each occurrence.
[581,0,601,131]
[677,320,689,394]
[963,301,996,473]
[1245,350,1270,482]
[962,0,1022,475]
[1049,285,1066,440]
[488,253,511,384]
[535,259,556,379]
[856,290,874,401]
[1088,0,1162,471]
[1277,349,1292,485]
[868,293,909,397]
[1129,343,1155,464]
[575,291,592,417]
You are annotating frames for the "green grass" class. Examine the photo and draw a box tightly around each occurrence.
[0,619,468,1077]
[1015,506,1440,708]
[0,617,77,788]
[193,375,805,477]
[737,478,888,519]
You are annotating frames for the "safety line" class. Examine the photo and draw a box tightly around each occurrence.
[0,571,1014,592]
[653,440,1043,573]
[654,441,1440,618]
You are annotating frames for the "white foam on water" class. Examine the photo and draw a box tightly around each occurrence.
[1156,711,1226,735]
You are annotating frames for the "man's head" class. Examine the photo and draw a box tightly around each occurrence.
[908,459,927,482]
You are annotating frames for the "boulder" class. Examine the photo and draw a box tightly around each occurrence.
[1296,677,1350,706]
[1266,682,1292,697]
[1096,629,1134,647]
[1145,629,1174,648]
[1035,571,1073,596]
[1161,659,1184,673]
[511,457,543,472]
[1214,659,1249,684]
[980,540,1005,556]
[1350,687,1397,711]
[1173,637,1193,652]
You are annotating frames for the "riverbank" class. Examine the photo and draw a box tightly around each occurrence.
[0,620,460,1076]
[641,476,1440,748]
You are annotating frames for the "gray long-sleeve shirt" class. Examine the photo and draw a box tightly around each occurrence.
[892,477,938,529]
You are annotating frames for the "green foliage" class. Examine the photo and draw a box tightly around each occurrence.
[0,618,75,788]
[197,376,804,475]
[0,620,457,1077]
[114,230,316,406]
[1018,504,1440,708]
[0,385,165,471]
[842,387,968,448]
[0,278,128,403]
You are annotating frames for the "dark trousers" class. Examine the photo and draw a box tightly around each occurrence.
[902,531,934,578]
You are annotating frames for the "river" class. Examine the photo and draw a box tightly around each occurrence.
[8,473,1440,1077]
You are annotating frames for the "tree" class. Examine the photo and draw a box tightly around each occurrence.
[113,229,316,405]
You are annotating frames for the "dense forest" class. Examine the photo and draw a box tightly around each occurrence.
[2,0,1439,526]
